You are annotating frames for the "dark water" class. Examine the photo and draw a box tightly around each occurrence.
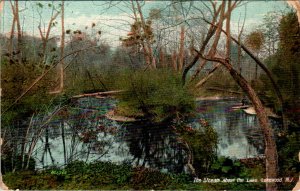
[191,99,264,159]
[33,97,270,171]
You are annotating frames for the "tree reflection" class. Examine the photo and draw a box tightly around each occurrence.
[123,121,187,173]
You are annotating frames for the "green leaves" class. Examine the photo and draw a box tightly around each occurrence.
[221,166,232,173]
[210,156,248,178]
[115,69,195,122]
[177,124,218,175]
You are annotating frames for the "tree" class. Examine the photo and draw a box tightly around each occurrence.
[36,2,60,62]
[125,0,156,69]
[182,1,279,190]
[262,11,300,124]
[121,20,154,56]
[60,0,65,92]
[9,0,22,64]
[259,12,280,57]
[50,0,65,94]
[245,30,265,79]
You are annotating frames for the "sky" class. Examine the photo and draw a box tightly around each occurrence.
[0,1,291,48]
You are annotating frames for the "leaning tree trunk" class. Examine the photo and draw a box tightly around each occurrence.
[200,55,278,191]
[227,62,278,191]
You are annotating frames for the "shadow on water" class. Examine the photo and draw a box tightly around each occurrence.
[33,97,280,172]
[123,120,187,173]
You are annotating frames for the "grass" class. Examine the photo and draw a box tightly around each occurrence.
[3,160,295,190]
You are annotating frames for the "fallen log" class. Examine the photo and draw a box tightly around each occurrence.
[72,90,125,98]
[105,109,137,122]
[206,87,243,94]
[231,105,251,110]
[243,106,281,118]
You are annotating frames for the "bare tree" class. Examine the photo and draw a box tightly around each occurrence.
[178,25,185,71]
[128,0,156,69]
[37,3,60,59]
[60,0,65,91]
[50,1,65,94]
[9,0,22,63]
[245,30,264,79]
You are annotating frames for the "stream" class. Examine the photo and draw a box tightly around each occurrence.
[32,97,279,172]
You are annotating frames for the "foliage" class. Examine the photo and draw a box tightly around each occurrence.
[3,161,189,190]
[200,69,240,94]
[0,58,57,122]
[175,120,218,176]
[245,30,265,53]
[121,19,154,53]
[6,159,294,190]
[211,157,240,175]
[1,154,36,174]
[258,11,280,56]
[258,11,300,123]
[63,34,114,95]
[1,57,70,172]
[277,124,300,178]
[115,69,196,122]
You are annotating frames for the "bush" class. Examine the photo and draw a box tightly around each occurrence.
[211,157,245,177]
[176,121,218,176]
[1,59,56,124]
[4,160,278,190]
[115,69,196,122]
[1,154,36,174]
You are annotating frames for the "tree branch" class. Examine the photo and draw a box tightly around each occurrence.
[2,45,99,114]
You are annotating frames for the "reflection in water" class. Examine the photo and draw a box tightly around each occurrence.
[33,97,271,171]
[192,99,264,159]
[123,121,187,173]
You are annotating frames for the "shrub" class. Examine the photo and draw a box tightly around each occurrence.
[176,121,218,176]
[115,69,195,122]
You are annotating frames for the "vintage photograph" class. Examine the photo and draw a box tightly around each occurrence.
[0,1,299,190]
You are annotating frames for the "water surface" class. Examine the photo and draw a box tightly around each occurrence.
[33,97,266,171]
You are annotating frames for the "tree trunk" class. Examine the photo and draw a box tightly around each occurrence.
[228,62,278,191]
[130,0,151,69]
[184,1,225,85]
[201,19,287,131]
[135,0,155,69]
[14,0,22,63]
[21,115,34,169]
[178,25,185,72]
[194,0,230,88]
[61,121,67,165]
[9,16,15,60]
[199,55,279,191]
[38,10,60,57]
[225,0,232,58]
[60,0,65,91]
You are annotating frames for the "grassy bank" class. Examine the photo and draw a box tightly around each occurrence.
[4,160,295,190]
